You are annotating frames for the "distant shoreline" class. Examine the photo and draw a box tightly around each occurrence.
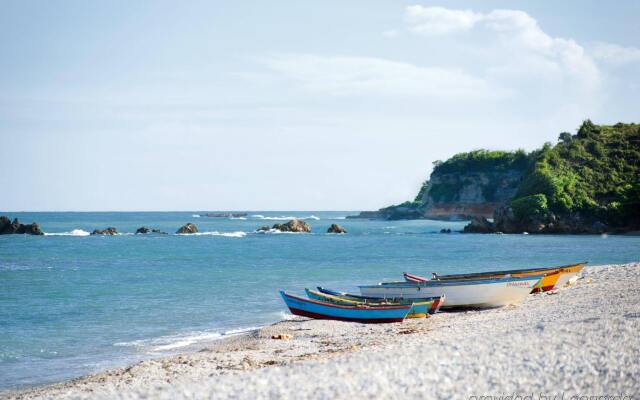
[7,263,639,399]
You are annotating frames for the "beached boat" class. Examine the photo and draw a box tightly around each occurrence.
[405,262,586,293]
[314,287,445,315]
[359,275,543,309]
[280,291,411,323]
[305,288,431,318]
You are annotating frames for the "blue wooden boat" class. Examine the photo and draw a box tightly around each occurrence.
[280,291,411,323]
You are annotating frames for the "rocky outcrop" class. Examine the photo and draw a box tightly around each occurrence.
[0,216,44,235]
[135,227,167,234]
[257,225,271,232]
[271,219,311,233]
[463,217,495,233]
[327,224,347,234]
[176,223,198,234]
[463,205,614,234]
[91,227,118,235]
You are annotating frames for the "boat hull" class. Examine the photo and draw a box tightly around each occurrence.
[359,276,541,309]
[280,291,410,323]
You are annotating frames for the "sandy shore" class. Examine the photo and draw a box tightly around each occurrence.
[5,263,639,400]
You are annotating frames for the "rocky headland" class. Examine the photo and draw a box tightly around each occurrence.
[349,121,640,234]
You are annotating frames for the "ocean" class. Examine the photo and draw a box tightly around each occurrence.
[1,211,639,390]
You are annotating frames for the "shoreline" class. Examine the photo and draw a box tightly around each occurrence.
[5,263,640,399]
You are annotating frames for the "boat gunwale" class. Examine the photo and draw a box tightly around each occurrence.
[281,291,412,311]
[316,287,443,302]
[433,262,587,280]
[363,275,544,289]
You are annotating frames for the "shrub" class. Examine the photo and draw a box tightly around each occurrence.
[510,194,549,220]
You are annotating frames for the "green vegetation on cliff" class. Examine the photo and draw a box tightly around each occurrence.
[432,149,532,175]
[513,121,640,228]
[427,150,535,203]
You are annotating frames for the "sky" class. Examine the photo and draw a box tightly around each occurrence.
[1,0,639,211]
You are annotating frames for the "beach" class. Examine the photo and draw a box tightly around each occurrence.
[5,262,639,400]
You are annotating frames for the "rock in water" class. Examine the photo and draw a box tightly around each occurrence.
[91,227,118,235]
[176,223,198,234]
[257,225,271,232]
[136,227,167,234]
[440,228,452,234]
[0,216,44,235]
[463,217,495,233]
[0,216,17,234]
[16,222,44,235]
[327,224,347,234]
[271,219,311,233]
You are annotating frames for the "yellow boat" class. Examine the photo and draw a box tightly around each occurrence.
[413,262,587,293]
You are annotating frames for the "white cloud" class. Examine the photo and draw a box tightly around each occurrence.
[405,6,600,91]
[405,6,481,35]
[262,54,497,99]
[591,42,640,65]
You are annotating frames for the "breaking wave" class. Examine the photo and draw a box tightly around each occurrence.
[192,214,201,218]
[44,229,91,237]
[114,326,261,353]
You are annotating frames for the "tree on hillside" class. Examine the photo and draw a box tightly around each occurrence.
[558,132,572,144]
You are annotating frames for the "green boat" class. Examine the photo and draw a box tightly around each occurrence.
[305,288,441,318]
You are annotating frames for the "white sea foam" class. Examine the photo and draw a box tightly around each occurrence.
[44,229,91,236]
[278,311,297,321]
[115,326,262,353]
[176,231,247,238]
[256,229,310,235]
[192,214,201,218]
[250,215,320,221]
[229,217,247,220]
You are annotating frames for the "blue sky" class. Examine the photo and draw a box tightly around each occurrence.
[1,1,639,211]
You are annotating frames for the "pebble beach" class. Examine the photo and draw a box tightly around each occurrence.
[5,262,639,400]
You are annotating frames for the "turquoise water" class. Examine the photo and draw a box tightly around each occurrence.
[1,211,639,390]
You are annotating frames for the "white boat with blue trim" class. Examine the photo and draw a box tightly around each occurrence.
[358,275,543,309]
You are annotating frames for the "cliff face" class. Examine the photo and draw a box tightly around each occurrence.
[348,150,531,220]
[419,170,524,219]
